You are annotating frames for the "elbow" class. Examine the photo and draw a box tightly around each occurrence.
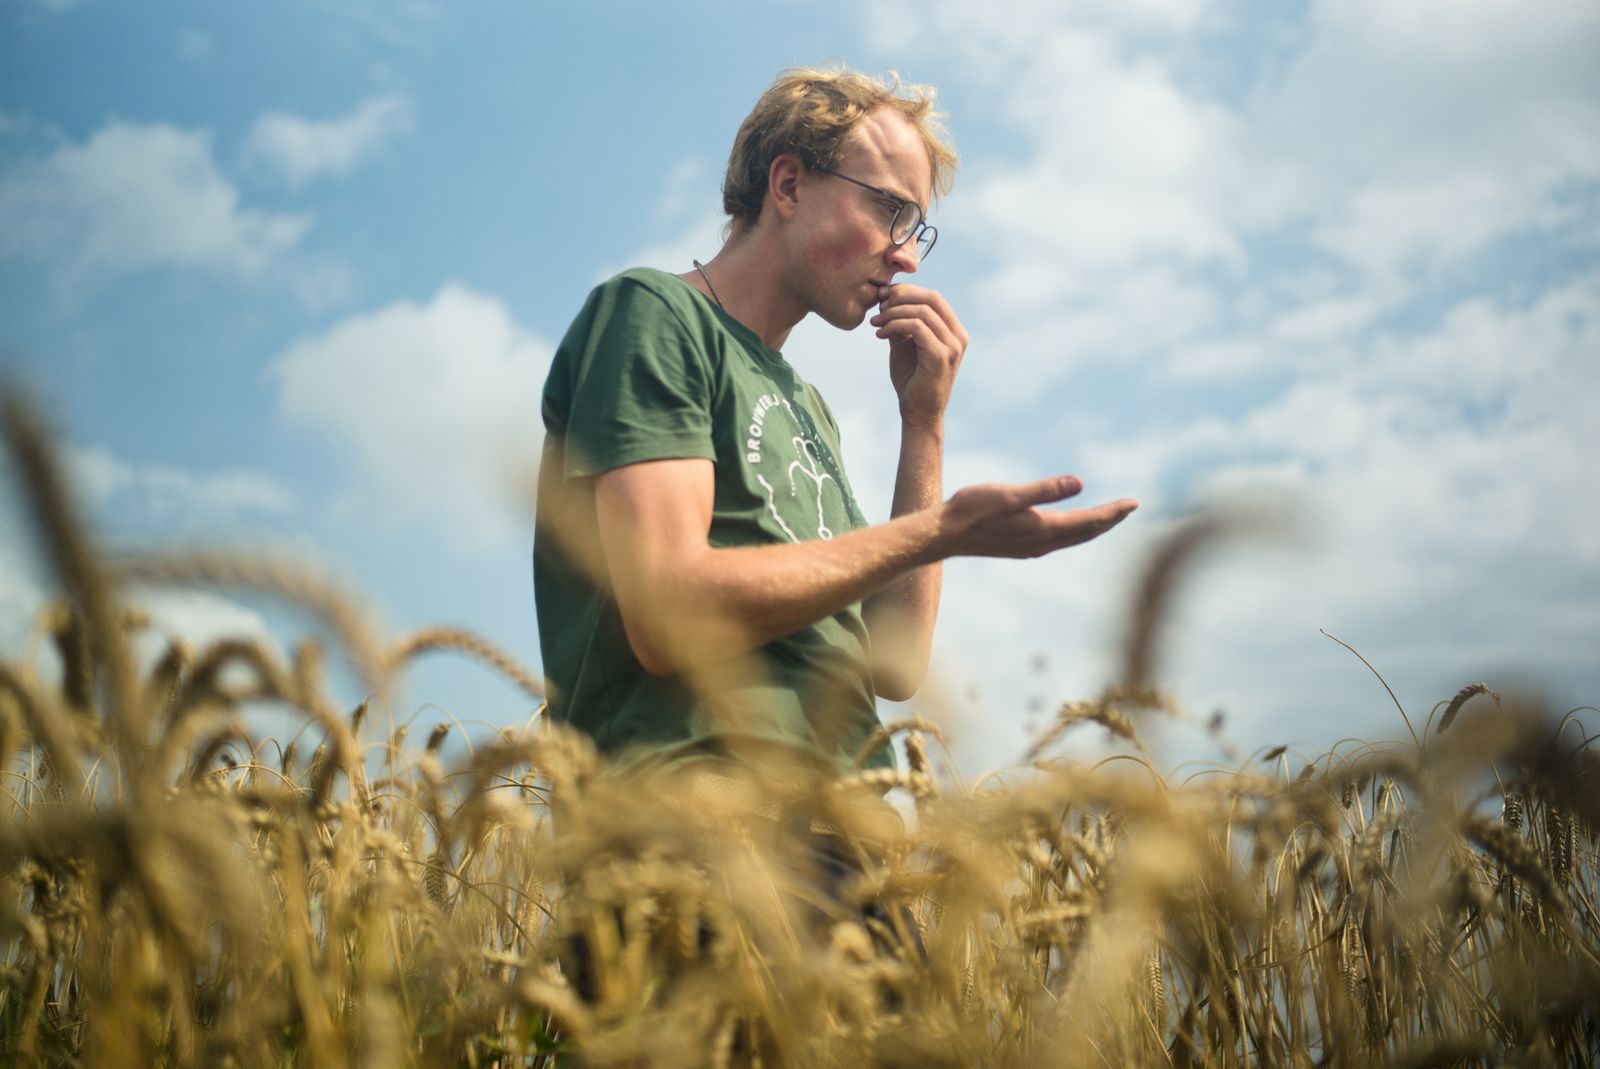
[874,678,919,703]
[621,607,726,678]
[633,644,677,678]
[872,657,927,703]
[619,616,678,677]
[617,586,746,677]
[868,625,930,702]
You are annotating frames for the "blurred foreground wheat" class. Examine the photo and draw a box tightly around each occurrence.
[2,396,1596,1068]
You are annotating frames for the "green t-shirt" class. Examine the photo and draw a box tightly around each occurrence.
[534,267,890,772]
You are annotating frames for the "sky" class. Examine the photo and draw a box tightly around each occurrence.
[2,0,1596,777]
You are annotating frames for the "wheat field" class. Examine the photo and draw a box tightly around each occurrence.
[2,396,1596,1068]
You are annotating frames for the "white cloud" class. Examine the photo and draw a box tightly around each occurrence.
[62,444,296,522]
[1314,171,1589,292]
[242,94,413,188]
[0,567,279,687]
[0,438,298,670]
[966,32,1257,294]
[1312,0,1598,60]
[839,3,1600,764]
[876,0,1600,401]
[1255,1,1600,258]
[0,121,310,296]
[125,588,279,668]
[967,275,1599,756]
[270,284,554,548]
[1,450,285,666]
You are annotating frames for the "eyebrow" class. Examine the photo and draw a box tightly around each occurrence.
[877,182,920,209]
[825,163,927,215]
[873,182,929,219]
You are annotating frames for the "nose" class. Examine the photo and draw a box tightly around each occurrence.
[886,238,920,275]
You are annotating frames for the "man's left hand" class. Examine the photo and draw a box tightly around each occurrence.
[870,283,968,428]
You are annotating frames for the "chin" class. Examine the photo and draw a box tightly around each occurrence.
[823,298,871,331]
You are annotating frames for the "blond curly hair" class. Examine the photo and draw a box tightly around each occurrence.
[722,67,958,234]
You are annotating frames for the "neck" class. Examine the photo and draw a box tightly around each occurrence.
[683,230,807,351]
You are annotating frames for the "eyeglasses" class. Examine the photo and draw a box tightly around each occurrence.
[812,165,938,261]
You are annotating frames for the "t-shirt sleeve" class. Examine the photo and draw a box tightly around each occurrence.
[558,277,716,479]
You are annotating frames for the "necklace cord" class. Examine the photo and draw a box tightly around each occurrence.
[691,259,726,310]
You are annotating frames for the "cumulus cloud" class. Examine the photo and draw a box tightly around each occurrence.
[934,272,1600,767]
[242,94,413,187]
[837,2,1600,764]
[270,284,554,548]
[0,121,310,296]
[62,444,296,524]
[874,0,1600,397]
[1,445,287,665]
[124,588,279,670]
[0,559,278,685]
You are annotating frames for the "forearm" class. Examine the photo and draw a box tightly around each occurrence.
[863,420,945,698]
[598,456,1136,681]
[622,507,944,676]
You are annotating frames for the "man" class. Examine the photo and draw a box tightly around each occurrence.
[534,67,1137,778]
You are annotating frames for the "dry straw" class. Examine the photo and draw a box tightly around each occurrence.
[1,392,1596,1067]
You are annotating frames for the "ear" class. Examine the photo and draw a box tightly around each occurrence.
[766,153,804,222]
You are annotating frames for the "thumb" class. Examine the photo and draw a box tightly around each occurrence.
[1013,475,1084,509]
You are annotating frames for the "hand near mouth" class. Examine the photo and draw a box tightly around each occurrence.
[869,283,969,428]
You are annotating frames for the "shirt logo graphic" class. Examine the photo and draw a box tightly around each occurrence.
[744,392,848,542]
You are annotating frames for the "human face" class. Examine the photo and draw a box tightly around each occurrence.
[810,167,937,260]
[795,109,934,329]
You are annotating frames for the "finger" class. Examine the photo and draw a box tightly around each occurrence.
[877,319,952,360]
[1011,475,1084,509]
[876,322,943,357]
[1040,498,1139,548]
[1066,498,1139,525]
[874,306,961,353]
[879,285,963,332]
[878,291,969,364]
[879,283,949,317]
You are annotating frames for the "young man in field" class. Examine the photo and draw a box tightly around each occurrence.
[534,67,1137,779]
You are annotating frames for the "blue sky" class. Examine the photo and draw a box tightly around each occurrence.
[2,0,1596,775]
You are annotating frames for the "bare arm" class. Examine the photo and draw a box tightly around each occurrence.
[593,456,1136,678]
[858,282,961,699]
[861,421,943,700]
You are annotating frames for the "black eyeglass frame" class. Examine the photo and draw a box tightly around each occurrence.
[811,165,938,260]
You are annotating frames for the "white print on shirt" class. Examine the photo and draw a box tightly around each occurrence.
[754,475,801,542]
[788,437,835,540]
[744,391,848,543]
[739,388,784,464]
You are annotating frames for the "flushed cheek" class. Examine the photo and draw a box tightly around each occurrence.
[808,225,878,272]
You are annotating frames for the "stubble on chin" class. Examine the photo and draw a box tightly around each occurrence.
[831,300,871,332]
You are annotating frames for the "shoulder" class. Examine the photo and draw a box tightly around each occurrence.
[565,267,711,337]
[592,266,693,309]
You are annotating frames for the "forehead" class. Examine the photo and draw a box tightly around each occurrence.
[838,108,933,210]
